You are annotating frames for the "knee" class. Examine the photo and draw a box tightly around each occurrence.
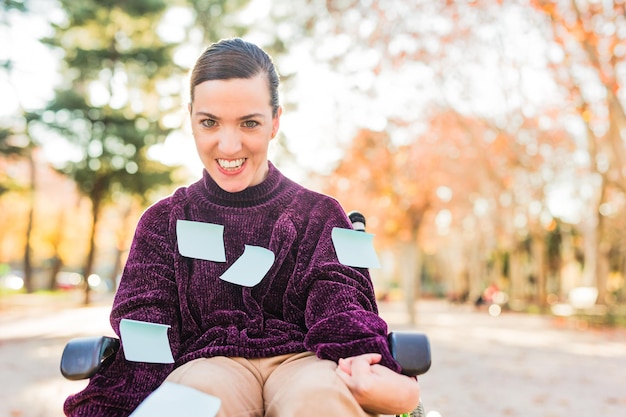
[166,358,246,397]
[267,373,365,416]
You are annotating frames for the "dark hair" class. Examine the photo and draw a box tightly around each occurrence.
[190,38,280,116]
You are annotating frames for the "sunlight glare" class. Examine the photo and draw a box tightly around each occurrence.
[239,0,271,25]
[157,7,193,43]
[488,304,502,317]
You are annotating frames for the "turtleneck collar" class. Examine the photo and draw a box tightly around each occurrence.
[189,162,284,208]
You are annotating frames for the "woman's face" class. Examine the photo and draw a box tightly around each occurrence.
[189,74,281,193]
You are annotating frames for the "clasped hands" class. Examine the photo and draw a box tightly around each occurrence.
[336,353,421,415]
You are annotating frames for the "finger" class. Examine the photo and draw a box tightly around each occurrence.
[358,352,382,365]
[349,354,376,379]
[337,358,352,375]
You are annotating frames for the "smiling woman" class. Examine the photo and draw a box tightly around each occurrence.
[187,39,283,193]
[189,75,281,192]
[63,38,421,417]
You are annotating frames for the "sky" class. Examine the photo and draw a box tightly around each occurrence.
[0,6,60,116]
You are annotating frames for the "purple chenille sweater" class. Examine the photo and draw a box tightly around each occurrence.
[64,162,400,417]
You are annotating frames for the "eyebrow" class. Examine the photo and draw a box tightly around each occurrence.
[193,111,265,121]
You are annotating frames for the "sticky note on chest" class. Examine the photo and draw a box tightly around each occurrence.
[220,245,275,287]
[176,220,226,262]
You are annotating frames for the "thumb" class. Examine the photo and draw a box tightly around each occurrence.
[349,353,382,378]
[359,352,382,365]
[337,358,352,375]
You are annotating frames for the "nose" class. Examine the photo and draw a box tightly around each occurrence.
[218,129,242,155]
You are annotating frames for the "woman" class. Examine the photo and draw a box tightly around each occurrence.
[64,38,420,417]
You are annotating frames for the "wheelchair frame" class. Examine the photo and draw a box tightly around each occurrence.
[59,211,431,417]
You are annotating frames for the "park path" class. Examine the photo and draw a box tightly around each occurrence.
[1,293,625,417]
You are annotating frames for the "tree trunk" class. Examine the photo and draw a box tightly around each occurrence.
[580,212,598,288]
[23,150,35,293]
[531,233,547,309]
[82,192,102,305]
[596,246,610,305]
[399,240,421,325]
[467,239,486,304]
[46,210,66,290]
[509,248,524,307]
[109,201,134,292]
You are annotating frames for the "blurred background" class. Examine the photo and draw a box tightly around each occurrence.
[1,1,626,416]
[2,0,626,322]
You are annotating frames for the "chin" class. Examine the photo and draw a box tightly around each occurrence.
[216,180,249,193]
[222,185,247,193]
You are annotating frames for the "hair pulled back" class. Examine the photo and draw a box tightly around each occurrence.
[190,38,280,116]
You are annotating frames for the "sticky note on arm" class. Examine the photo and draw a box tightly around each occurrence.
[119,319,174,364]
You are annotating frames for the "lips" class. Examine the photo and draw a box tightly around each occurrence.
[217,158,246,171]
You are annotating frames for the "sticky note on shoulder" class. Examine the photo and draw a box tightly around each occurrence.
[120,319,174,364]
[331,227,381,268]
[176,220,226,262]
[130,382,221,417]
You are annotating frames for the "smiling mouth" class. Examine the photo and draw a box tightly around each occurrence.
[217,158,246,171]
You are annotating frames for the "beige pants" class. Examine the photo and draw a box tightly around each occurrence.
[165,351,377,417]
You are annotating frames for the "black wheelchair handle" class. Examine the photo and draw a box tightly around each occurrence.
[348,211,366,232]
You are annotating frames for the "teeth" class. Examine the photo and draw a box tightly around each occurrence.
[218,158,245,170]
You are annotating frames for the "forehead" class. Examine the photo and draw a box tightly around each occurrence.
[192,75,271,114]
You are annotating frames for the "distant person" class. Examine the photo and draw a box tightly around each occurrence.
[64,38,420,416]
[475,282,499,308]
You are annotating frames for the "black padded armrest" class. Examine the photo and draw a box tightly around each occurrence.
[60,336,120,380]
[59,332,431,380]
[388,331,432,376]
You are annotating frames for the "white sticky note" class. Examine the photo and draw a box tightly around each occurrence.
[220,245,275,287]
[120,319,174,364]
[130,382,221,417]
[331,227,381,268]
[176,220,226,262]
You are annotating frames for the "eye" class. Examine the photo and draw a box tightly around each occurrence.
[242,120,259,128]
[201,119,216,128]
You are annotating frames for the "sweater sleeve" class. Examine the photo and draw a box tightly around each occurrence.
[299,198,402,373]
[64,200,180,416]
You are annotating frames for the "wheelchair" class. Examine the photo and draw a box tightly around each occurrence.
[60,212,432,417]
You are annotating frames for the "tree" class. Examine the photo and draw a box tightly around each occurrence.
[31,0,181,303]
[530,0,626,304]
[315,0,583,314]
[27,0,276,303]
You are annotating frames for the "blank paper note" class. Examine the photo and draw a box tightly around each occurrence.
[130,382,221,417]
[331,227,381,268]
[176,220,226,262]
[119,319,174,364]
[220,245,275,287]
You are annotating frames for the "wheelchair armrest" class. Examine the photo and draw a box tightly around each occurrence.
[388,331,431,376]
[60,336,120,380]
[59,332,430,380]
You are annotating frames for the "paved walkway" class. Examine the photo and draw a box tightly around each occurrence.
[384,301,626,417]
[1,293,625,417]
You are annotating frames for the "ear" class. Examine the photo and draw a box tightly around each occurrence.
[271,106,283,138]
[188,102,192,115]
